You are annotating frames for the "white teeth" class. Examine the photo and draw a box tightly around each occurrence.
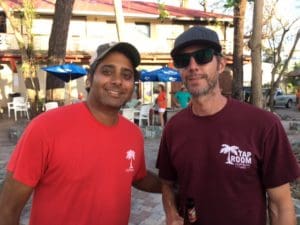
[108,90,121,97]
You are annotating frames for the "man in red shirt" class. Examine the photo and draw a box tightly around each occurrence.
[0,42,161,225]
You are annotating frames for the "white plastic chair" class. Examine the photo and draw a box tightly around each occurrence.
[7,96,30,121]
[44,101,59,111]
[134,104,152,127]
[121,108,135,122]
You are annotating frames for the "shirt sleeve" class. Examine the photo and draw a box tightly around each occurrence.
[133,133,147,181]
[7,119,49,187]
[156,130,177,181]
[262,118,300,188]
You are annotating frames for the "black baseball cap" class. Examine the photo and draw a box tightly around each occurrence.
[171,26,222,57]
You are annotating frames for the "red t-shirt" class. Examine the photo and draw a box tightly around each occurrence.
[156,98,300,225]
[8,103,146,225]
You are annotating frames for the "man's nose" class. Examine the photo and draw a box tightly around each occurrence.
[186,56,198,70]
[111,72,122,84]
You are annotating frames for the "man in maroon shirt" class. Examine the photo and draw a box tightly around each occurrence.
[156,26,300,225]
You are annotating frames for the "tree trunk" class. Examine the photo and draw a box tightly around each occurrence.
[113,0,125,41]
[46,0,75,103]
[231,0,247,101]
[249,0,264,108]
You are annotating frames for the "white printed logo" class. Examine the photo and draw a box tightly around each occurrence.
[220,144,252,169]
[126,149,135,172]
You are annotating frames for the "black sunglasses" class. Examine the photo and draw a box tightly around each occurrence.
[173,48,219,68]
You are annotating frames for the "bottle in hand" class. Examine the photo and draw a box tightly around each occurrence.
[185,197,197,224]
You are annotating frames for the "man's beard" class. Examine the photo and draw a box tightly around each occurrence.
[185,73,218,97]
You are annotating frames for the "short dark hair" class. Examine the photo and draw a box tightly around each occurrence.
[159,84,165,92]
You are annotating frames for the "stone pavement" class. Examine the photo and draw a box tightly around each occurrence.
[0,106,300,224]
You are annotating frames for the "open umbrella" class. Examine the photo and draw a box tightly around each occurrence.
[140,69,159,82]
[42,63,87,102]
[140,66,182,82]
[42,63,87,82]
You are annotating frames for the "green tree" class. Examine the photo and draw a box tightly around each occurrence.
[268,28,300,109]
[293,62,300,70]
[0,0,41,115]
[261,1,300,109]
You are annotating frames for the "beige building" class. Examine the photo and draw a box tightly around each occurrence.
[0,0,234,108]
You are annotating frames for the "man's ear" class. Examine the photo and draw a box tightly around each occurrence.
[86,75,91,87]
[217,57,227,74]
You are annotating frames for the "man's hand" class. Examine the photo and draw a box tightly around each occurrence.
[166,211,184,225]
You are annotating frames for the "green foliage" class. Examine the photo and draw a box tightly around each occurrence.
[262,47,275,63]
[224,0,237,8]
[157,2,169,22]
[23,0,35,30]
[294,62,300,70]
[224,0,253,8]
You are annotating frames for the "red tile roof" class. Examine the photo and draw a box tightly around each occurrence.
[3,0,232,21]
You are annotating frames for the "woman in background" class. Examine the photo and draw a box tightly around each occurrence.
[156,84,167,127]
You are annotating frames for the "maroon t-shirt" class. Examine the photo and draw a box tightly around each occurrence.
[156,98,300,225]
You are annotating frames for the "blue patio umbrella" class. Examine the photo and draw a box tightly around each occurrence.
[42,63,88,102]
[42,63,87,82]
[140,66,181,82]
[140,69,159,82]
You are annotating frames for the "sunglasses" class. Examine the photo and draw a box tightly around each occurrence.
[173,48,219,68]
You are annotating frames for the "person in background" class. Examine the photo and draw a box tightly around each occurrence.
[296,87,300,111]
[85,78,91,93]
[124,86,141,108]
[0,42,161,225]
[156,26,300,225]
[78,92,84,101]
[173,85,191,108]
[156,83,167,127]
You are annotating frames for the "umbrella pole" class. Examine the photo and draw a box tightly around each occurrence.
[68,74,71,104]
[69,81,71,104]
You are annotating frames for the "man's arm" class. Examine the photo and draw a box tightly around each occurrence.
[267,183,296,225]
[172,94,180,108]
[161,179,184,225]
[0,172,33,225]
[133,170,162,193]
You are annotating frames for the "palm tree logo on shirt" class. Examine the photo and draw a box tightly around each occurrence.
[220,144,239,165]
[126,149,135,172]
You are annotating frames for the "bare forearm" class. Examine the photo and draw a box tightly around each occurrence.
[0,210,20,225]
[162,181,183,225]
[0,173,32,225]
[269,205,296,225]
[133,170,162,193]
[267,183,297,225]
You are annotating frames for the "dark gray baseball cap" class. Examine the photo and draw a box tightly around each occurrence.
[171,26,222,57]
[91,42,140,67]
